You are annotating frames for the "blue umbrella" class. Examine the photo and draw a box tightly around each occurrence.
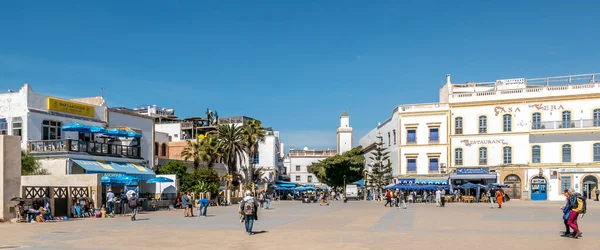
[106,129,128,137]
[62,122,91,132]
[352,179,365,186]
[147,176,173,200]
[89,126,107,134]
[127,131,143,138]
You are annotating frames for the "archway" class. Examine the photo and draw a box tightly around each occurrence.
[503,174,521,199]
[530,176,548,201]
[582,175,598,200]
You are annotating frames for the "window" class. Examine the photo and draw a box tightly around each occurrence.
[429,158,439,172]
[455,117,463,134]
[407,159,417,172]
[594,109,600,127]
[429,128,439,143]
[562,111,572,128]
[388,132,391,147]
[154,142,159,156]
[407,129,416,143]
[42,120,62,140]
[12,118,22,138]
[562,144,572,163]
[479,147,487,165]
[295,165,300,172]
[594,143,600,162]
[295,176,301,182]
[393,130,396,145]
[561,176,571,192]
[532,145,541,163]
[0,119,7,135]
[308,176,313,183]
[503,146,512,164]
[455,148,463,166]
[253,153,259,164]
[503,114,512,132]
[161,143,167,157]
[478,116,487,133]
[532,112,542,129]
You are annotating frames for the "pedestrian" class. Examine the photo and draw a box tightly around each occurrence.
[399,190,407,209]
[567,188,586,239]
[258,191,265,208]
[595,188,599,201]
[239,190,258,235]
[128,192,138,221]
[265,192,272,209]
[120,190,128,215]
[435,188,441,207]
[441,188,446,207]
[182,192,190,217]
[488,188,495,208]
[561,189,572,237]
[198,197,209,217]
[106,189,115,216]
[394,189,401,207]
[384,190,392,207]
[495,188,504,209]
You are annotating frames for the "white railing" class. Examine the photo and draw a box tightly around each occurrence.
[289,150,337,157]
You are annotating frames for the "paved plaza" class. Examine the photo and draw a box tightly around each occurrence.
[1,200,599,250]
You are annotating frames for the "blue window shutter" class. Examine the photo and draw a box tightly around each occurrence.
[429,159,439,171]
[408,159,416,172]
[430,129,439,141]
[408,130,416,142]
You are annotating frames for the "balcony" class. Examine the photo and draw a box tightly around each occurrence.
[531,119,600,131]
[28,139,141,158]
[289,149,337,157]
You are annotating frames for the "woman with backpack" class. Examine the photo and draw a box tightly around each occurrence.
[567,188,586,239]
[239,191,258,235]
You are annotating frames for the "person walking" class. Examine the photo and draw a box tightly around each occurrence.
[128,192,138,221]
[239,190,258,235]
[384,190,392,207]
[488,188,495,209]
[440,188,446,207]
[495,188,504,209]
[595,188,599,201]
[398,190,407,209]
[435,189,442,207]
[120,190,128,215]
[258,191,265,208]
[561,189,572,237]
[198,197,209,217]
[106,189,115,216]
[182,192,190,217]
[265,192,272,209]
[567,188,586,238]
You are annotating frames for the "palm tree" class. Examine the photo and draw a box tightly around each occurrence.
[242,119,266,186]
[181,137,202,170]
[217,124,246,175]
[199,136,222,169]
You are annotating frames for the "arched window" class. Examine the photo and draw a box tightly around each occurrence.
[594,143,600,162]
[455,148,463,166]
[503,114,512,132]
[479,147,487,165]
[562,111,572,128]
[562,144,572,163]
[503,146,512,164]
[594,109,600,127]
[161,143,167,157]
[532,112,542,129]
[455,117,463,134]
[478,116,487,134]
[531,145,541,163]
[154,142,159,156]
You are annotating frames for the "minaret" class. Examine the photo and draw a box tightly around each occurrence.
[337,112,353,155]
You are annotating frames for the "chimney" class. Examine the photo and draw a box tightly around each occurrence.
[446,74,451,85]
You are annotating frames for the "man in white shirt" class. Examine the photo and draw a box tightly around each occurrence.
[435,189,442,207]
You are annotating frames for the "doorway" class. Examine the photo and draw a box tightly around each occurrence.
[582,175,598,200]
[530,176,547,201]
[503,174,522,199]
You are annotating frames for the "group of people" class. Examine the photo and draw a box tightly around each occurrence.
[561,188,587,239]
[383,189,408,209]
[486,188,505,209]
[105,189,139,221]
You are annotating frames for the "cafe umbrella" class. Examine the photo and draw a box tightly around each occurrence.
[146,177,174,200]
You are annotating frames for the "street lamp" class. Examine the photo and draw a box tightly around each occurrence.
[343,175,346,196]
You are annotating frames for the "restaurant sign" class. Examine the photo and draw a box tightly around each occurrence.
[461,139,507,147]
[558,168,600,173]
[456,167,489,175]
[47,97,94,118]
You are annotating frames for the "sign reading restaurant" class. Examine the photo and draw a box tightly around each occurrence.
[47,97,95,118]
[461,139,508,147]
[456,167,489,175]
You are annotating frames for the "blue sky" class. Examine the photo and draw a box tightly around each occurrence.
[1,1,599,150]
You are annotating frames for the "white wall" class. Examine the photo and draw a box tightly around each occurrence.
[531,133,600,164]
[27,85,106,122]
[359,112,400,176]
[155,123,181,142]
[451,134,529,167]
[108,110,154,168]
[155,131,169,144]
[289,157,325,184]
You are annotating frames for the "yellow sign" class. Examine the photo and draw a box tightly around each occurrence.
[97,161,115,170]
[132,163,148,172]
[47,97,94,118]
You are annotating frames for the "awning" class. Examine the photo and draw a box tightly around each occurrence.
[449,174,497,180]
[415,179,448,185]
[71,159,155,180]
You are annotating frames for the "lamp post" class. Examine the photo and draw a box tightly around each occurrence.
[343,175,346,198]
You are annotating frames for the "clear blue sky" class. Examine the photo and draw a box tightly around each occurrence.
[1,1,599,150]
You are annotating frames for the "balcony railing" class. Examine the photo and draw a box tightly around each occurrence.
[28,139,141,158]
[531,119,600,130]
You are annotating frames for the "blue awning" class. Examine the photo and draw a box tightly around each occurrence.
[415,179,448,185]
[71,159,155,180]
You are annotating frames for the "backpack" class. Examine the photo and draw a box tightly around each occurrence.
[578,196,587,215]
[243,199,254,215]
[128,197,138,209]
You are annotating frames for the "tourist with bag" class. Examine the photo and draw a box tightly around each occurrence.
[239,191,259,235]
[128,192,138,221]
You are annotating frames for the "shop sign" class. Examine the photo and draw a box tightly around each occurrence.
[529,103,565,112]
[558,168,600,173]
[494,106,522,116]
[456,167,489,175]
[531,177,547,184]
[47,97,95,118]
[461,139,508,147]
[102,173,124,177]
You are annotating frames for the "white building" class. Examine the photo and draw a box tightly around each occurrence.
[337,112,353,155]
[0,84,155,179]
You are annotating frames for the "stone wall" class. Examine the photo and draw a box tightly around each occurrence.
[0,136,22,221]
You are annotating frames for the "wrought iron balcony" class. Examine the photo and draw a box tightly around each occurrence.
[531,119,600,130]
[27,139,141,158]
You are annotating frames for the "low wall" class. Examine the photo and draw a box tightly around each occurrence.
[0,136,22,221]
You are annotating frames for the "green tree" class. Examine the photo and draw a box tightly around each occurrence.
[21,150,48,175]
[307,146,364,188]
[216,124,246,175]
[198,136,222,169]
[181,137,202,170]
[367,136,393,191]
[242,119,265,186]
[156,161,188,181]
[190,167,221,198]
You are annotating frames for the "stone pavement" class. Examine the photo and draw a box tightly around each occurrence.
[1,199,599,250]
